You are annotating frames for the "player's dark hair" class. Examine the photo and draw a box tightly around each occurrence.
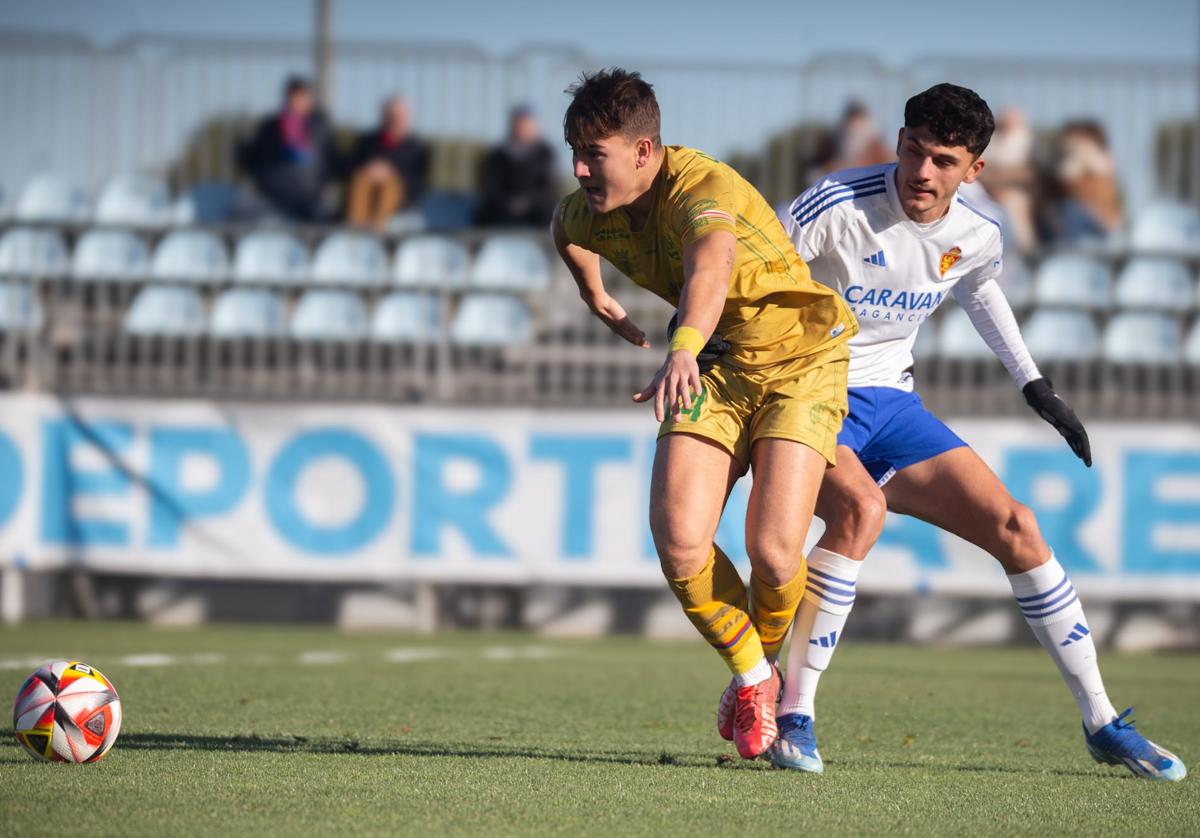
[903,83,995,157]
[1060,119,1110,150]
[564,68,662,149]
[283,75,312,98]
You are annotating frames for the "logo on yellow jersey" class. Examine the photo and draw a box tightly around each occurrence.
[938,247,963,279]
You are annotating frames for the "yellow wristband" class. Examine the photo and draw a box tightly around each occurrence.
[669,325,706,357]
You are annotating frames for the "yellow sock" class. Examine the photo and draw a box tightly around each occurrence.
[750,559,808,661]
[668,544,764,676]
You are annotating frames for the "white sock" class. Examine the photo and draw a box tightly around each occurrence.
[1008,554,1118,734]
[734,655,772,687]
[778,547,862,718]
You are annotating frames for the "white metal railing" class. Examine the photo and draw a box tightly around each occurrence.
[0,32,1195,211]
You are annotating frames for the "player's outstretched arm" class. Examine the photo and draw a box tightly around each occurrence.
[1022,378,1092,467]
[551,204,649,348]
[634,230,735,422]
[953,274,1091,467]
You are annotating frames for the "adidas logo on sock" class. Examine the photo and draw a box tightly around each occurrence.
[809,630,839,648]
[863,250,887,267]
[1059,622,1090,646]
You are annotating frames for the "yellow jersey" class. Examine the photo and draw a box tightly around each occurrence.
[560,145,857,368]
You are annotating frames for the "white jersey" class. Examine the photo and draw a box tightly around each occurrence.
[785,163,1040,391]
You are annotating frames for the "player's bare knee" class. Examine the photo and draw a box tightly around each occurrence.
[745,532,805,586]
[993,501,1047,573]
[650,520,712,579]
[821,484,886,553]
[853,488,888,542]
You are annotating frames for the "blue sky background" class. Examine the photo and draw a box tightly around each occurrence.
[1,0,1196,66]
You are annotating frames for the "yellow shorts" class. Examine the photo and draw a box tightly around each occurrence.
[657,341,849,471]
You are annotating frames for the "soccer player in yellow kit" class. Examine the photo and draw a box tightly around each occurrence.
[551,68,857,759]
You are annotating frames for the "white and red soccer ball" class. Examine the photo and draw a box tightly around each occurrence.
[12,661,122,763]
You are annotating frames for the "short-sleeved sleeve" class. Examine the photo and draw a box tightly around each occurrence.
[558,190,593,249]
[668,169,738,247]
[784,181,845,262]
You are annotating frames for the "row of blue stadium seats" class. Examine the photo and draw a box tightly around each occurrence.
[3,224,1200,313]
[0,284,533,345]
[5,172,1200,254]
[999,253,1200,312]
[0,227,551,290]
[917,307,1200,365]
[1,174,180,227]
[3,278,1199,362]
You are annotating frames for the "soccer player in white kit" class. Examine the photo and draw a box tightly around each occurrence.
[720,84,1184,780]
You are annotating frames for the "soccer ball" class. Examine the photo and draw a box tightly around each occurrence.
[12,661,122,763]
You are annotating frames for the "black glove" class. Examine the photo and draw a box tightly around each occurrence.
[1023,378,1092,467]
[667,312,730,374]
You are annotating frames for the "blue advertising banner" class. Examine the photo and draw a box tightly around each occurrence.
[0,395,1197,598]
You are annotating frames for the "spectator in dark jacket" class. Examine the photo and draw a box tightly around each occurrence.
[474,106,558,227]
[345,96,430,230]
[238,76,339,222]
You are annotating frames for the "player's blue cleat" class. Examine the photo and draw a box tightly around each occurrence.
[1084,707,1186,781]
[768,713,823,773]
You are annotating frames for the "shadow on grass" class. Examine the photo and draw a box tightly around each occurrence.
[107,731,772,771]
[0,730,1112,779]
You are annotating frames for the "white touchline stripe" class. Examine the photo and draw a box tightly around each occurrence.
[189,653,226,665]
[482,646,561,661]
[385,648,445,663]
[298,651,349,665]
[0,645,580,672]
[119,654,175,667]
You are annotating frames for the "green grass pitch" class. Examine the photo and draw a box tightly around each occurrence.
[1,621,1197,835]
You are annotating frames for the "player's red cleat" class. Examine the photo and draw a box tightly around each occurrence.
[716,678,736,741]
[732,665,780,759]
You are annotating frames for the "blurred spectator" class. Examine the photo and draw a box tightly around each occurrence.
[979,108,1039,254]
[237,76,340,222]
[805,101,893,187]
[345,96,430,230]
[1044,120,1124,244]
[474,106,558,227]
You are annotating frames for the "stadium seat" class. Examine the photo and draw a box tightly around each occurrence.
[151,230,229,282]
[0,282,44,331]
[0,228,69,277]
[1113,257,1194,312]
[1033,254,1112,311]
[450,294,533,345]
[937,307,992,360]
[1101,313,1182,365]
[392,235,470,289]
[210,289,287,338]
[370,292,445,342]
[14,174,89,223]
[1130,202,1200,254]
[172,182,239,225]
[419,190,477,232]
[233,231,310,285]
[70,230,150,281]
[1184,321,1200,366]
[911,320,938,360]
[124,286,206,336]
[311,232,388,286]
[94,174,172,227]
[290,290,368,340]
[469,235,551,291]
[996,256,1033,309]
[1021,309,1101,361]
